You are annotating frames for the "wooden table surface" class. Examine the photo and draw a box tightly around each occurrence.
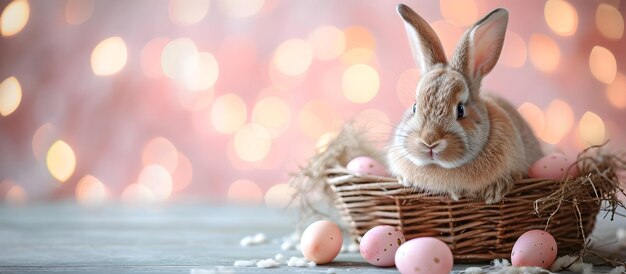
[0,202,623,273]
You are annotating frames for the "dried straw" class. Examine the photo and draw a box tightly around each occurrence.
[289,124,383,230]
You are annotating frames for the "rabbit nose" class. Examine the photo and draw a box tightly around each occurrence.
[420,140,441,149]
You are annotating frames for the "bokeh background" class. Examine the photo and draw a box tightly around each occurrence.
[0,0,624,206]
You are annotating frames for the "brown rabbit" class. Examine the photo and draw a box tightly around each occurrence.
[386,4,543,203]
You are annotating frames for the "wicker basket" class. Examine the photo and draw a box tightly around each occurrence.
[292,125,624,263]
[324,165,601,262]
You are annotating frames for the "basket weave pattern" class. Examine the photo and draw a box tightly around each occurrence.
[291,125,623,263]
[326,166,600,262]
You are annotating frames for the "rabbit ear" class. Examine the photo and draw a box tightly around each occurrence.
[397,4,447,73]
[452,8,508,83]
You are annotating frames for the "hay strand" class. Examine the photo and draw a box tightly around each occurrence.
[289,124,383,230]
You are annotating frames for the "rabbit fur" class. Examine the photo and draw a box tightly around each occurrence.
[386,4,543,203]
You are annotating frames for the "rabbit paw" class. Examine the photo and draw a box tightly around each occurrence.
[397,176,411,187]
[483,178,513,204]
[448,191,460,201]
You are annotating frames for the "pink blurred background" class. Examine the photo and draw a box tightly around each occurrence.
[0,0,624,206]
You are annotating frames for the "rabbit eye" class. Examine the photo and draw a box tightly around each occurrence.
[456,103,465,119]
[412,103,417,114]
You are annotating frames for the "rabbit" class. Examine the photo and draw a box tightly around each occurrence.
[385,4,544,204]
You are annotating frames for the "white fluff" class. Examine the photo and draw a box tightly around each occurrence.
[287,256,316,267]
[326,268,337,274]
[492,259,511,268]
[500,267,550,274]
[462,266,484,273]
[239,236,253,246]
[457,258,556,274]
[256,258,280,268]
[617,228,626,247]
[492,258,551,273]
[239,233,267,247]
[190,269,215,274]
[274,253,284,261]
[609,266,626,274]
[549,255,595,273]
[280,240,295,251]
[233,260,256,267]
[190,267,234,274]
[280,232,300,250]
[568,261,593,274]
[253,233,267,243]
[215,266,234,274]
[550,255,579,272]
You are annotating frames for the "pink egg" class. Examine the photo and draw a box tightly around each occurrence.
[529,152,579,180]
[511,230,558,268]
[346,156,388,176]
[360,225,405,266]
[395,237,453,274]
[300,220,343,264]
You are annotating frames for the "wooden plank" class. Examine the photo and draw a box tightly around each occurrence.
[0,203,620,273]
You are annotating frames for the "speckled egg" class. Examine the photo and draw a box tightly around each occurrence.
[529,152,579,180]
[511,230,558,268]
[346,156,388,176]
[394,237,453,274]
[300,220,343,264]
[359,225,405,266]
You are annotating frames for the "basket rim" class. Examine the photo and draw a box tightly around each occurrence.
[324,164,573,201]
[325,162,602,262]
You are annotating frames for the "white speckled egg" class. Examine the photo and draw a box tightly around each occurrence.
[394,237,453,274]
[300,220,343,264]
[346,156,388,176]
[359,225,405,266]
[529,152,579,180]
[511,230,558,268]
